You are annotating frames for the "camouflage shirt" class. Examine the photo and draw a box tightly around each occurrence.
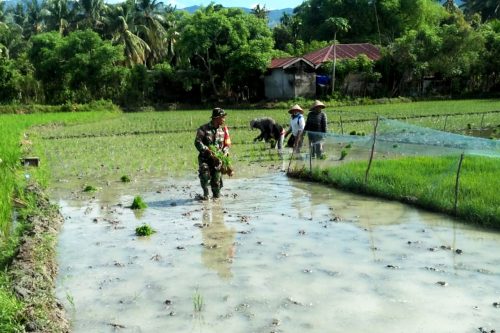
[194,122,228,158]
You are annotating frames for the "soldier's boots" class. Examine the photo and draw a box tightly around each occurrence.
[201,186,210,200]
[212,187,220,199]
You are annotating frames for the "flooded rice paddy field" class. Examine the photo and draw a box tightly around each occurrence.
[54,172,500,333]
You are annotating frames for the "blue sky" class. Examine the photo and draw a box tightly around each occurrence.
[168,0,304,10]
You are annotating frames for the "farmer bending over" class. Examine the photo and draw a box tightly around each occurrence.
[194,107,231,200]
[250,117,285,155]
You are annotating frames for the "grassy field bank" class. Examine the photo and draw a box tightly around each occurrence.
[0,109,119,332]
[289,155,500,228]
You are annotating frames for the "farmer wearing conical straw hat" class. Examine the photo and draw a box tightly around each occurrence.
[305,100,327,158]
[194,107,232,200]
[284,104,305,153]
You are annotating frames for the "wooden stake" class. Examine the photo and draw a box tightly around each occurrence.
[454,153,465,215]
[340,115,344,135]
[309,141,312,173]
[480,113,485,129]
[365,117,380,184]
[443,115,448,131]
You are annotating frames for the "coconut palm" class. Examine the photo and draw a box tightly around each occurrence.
[134,0,167,66]
[43,0,77,35]
[24,0,46,37]
[252,4,269,20]
[75,0,106,30]
[104,1,150,66]
[163,4,180,64]
[461,0,500,21]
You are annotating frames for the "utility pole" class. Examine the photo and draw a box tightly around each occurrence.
[332,32,337,94]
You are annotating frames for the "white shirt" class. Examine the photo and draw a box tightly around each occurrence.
[290,114,305,136]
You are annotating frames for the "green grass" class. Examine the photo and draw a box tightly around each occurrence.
[291,155,500,228]
[0,108,119,332]
[34,99,500,139]
[0,275,24,333]
[0,110,120,239]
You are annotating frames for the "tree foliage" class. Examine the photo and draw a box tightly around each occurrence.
[0,1,498,103]
[177,5,274,98]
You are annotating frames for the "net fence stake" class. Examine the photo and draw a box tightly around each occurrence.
[309,141,312,173]
[287,131,304,173]
[454,153,465,215]
[443,115,448,131]
[340,115,344,135]
[365,116,380,184]
[480,113,485,129]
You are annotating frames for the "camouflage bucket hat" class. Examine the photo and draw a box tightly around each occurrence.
[211,107,227,119]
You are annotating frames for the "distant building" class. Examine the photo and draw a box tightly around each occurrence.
[264,57,316,100]
[265,43,381,99]
[303,43,381,67]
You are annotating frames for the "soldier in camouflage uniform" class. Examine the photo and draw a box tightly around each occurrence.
[194,108,230,200]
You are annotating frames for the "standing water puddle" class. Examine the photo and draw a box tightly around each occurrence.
[55,173,500,332]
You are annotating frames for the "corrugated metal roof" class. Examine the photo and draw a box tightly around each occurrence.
[269,57,315,69]
[303,43,381,67]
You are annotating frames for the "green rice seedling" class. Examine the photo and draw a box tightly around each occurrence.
[83,185,97,192]
[120,175,131,183]
[135,224,156,236]
[131,196,147,210]
[193,289,204,312]
[340,149,348,160]
[345,143,352,149]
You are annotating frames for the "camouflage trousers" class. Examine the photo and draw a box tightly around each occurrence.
[198,159,222,198]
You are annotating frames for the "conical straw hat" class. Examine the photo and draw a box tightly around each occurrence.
[310,100,326,110]
[288,104,304,114]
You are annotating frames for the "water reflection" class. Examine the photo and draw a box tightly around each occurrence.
[201,201,236,280]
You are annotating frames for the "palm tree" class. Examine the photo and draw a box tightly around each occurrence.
[24,0,46,37]
[104,1,150,66]
[43,0,77,35]
[134,0,167,67]
[75,0,106,30]
[252,4,268,20]
[461,0,500,21]
[163,4,179,64]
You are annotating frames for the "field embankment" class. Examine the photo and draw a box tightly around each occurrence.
[289,155,500,228]
[0,107,119,332]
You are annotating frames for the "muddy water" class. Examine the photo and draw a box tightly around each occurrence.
[54,173,500,333]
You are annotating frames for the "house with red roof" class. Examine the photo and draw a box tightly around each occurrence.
[265,43,381,99]
[264,57,316,100]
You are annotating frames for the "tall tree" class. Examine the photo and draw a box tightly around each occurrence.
[43,0,77,35]
[134,0,167,67]
[75,0,106,31]
[24,0,45,37]
[252,4,269,20]
[178,6,274,98]
[104,1,150,66]
[461,0,500,21]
